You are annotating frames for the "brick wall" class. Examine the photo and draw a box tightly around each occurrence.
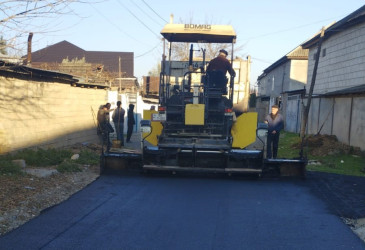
[0,77,108,153]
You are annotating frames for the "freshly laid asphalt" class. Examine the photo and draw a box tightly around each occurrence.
[305,171,365,219]
[0,170,365,250]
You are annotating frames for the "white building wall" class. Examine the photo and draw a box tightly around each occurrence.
[258,62,288,98]
[289,60,308,91]
[307,22,365,94]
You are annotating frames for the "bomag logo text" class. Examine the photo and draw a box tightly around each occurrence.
[184,24,211,30]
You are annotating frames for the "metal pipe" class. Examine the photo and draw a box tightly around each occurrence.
[27,33,33,65]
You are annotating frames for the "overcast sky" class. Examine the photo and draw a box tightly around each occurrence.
[9,0,365,85]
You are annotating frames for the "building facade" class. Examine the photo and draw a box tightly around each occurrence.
[256,46,308,123]
[24,40,137,90]
[301,5,365,150]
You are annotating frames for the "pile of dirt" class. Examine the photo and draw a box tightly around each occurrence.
[292,134,362,157]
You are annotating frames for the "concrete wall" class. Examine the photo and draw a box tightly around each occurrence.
[307,98,320,134]
[0,76,108,153]
[304,96,365,150]
[316,98,334,135]
[307,22,365,94]
[350,97,365,149]
[258,62,289,97]
[285,95,302,133]
[257,59,307,126]
[289,60,308,91]
[332,98,352,144]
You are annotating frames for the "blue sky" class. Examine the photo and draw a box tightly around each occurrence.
[14,0,365,85]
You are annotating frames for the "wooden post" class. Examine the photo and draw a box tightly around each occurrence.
[300,27,325,158]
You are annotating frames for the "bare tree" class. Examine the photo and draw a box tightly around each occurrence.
[169,42,245,62]
[0,0,90,56]
[0,36,7,55]
[148,62,161,76]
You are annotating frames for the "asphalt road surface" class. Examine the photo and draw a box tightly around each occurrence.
[1,172,365,250]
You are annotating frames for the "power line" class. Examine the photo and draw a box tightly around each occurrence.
[251,57,273,64]
[141,0,167,24]
[129,0,165,27]
[135,41,161,58]
[116,0,159,38]
[89,2,144,44]
[243,17,338,41]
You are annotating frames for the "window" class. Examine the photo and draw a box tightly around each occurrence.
[322,48,326,57]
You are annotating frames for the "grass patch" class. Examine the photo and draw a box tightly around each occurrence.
[75,149,100,165]
[8,148,72,166]
[0,147,100,175]
[309,154,365,176]
[277,132,302,159]
[57,160,82,173]
[278,131,365,177]
[0,159,23,175]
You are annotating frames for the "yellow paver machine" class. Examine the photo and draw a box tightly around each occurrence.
[102,23,306,178]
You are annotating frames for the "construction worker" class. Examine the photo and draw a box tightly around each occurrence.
[265,105,284,159]
[97,103,114,150]
[207,49,236,77]
[126,104,135,143]
[112,101,125,147]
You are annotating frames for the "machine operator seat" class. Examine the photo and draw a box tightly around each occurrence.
[166,85,184,122]
[206,70,228,95]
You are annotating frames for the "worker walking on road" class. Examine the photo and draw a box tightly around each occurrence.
[126,104,135,143]
[265,105,284,159]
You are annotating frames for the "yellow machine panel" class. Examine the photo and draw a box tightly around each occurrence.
[185,104,205,125]
[142,110,163,146]
[231,112,258,149]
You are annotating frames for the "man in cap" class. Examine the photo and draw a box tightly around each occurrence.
[265,104,284,159]
[206,49,236,77]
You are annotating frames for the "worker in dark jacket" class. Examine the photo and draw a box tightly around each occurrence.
[207,49,236,77]
[97,103,114,150]
[112,101,125,146]
[126,104,135,143]
[265,105,284,159]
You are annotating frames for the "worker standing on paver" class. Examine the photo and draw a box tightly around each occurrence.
[206,49,236,77]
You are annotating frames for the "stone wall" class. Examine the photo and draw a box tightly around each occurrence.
[0,76,108,153]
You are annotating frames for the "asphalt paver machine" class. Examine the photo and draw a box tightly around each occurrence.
[139,23,306,177]
[101,23,306,177]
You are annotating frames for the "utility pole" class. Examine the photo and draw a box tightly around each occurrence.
[300,27,325,158]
